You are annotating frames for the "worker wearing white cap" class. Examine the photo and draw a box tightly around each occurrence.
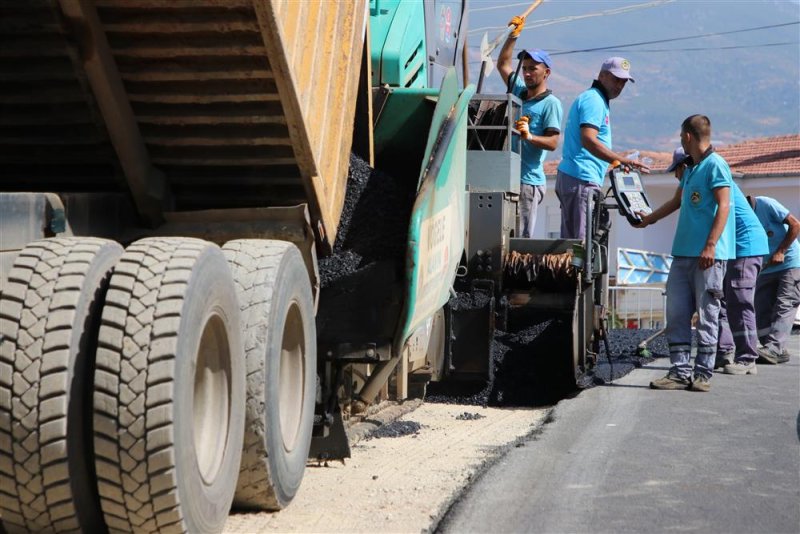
[556,57,650,239]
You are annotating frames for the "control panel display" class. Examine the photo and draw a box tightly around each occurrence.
[609,167,653,225]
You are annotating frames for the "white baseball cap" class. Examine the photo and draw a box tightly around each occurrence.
[600,57,635,82]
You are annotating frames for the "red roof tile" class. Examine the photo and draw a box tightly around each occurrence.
[543,134,800,177]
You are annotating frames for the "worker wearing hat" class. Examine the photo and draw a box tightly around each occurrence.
[556,57,650,239]
[498,15,563,238]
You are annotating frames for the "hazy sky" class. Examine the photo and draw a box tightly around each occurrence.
[465,0,800,152]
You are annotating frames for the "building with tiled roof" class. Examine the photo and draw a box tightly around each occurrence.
[543,134,800,177]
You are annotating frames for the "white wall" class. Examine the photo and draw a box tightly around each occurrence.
[534,173,800,278]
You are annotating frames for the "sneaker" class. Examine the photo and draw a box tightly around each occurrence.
[723,360,758,375]
[756,346,780,365]
[650,373,691,390]
[689,375,711,392]
[714,350,734,370]
[776,350,790,364]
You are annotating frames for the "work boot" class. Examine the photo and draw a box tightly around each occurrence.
[723,360,758,375]
[756,346,780,365]
[714,350,734,370]
[689,375,711,392]
[650,373,691,390]
[777,350,790,364]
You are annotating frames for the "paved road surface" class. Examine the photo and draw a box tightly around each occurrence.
[439,336,800,534]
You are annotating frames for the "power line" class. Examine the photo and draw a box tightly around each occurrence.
[549,21,800,55]
[591,41,799,53]
[465,40,799,64]
[468,0,675,35]
[471,2,540,13]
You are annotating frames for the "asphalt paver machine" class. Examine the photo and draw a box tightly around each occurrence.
[449,95,654,391]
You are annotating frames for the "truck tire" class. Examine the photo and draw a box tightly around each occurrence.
[93,238,244,533]
[0,237,123,533]
[222,240,316,511]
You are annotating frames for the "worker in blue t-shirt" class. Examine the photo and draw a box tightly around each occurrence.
[635,115,735,392]
[556,57,650,239]
[715,184,769,375]
[498,15,563,237]
[749,195,800,364]
[666,148,770,374]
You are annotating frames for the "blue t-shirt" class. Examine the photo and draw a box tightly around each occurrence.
[753,196,800,274]
[671,152,736,259]
[510,76,563,186]
[557,86,611,186]
[730,182,769,258]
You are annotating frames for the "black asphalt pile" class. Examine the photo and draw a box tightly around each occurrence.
[428,318,679,405]
[318,154,417,288]
[588,328,699,383]
[600,328,668,359]
[427,314,572,408]
[368,420,422,439]
[488,319,572,406]
[455,412,486,421]
[449,288,492,311]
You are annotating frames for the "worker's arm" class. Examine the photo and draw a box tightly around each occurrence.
[699,186,731,270]
[581,127,650,172]
[498,16,525,86]
[497,36,515,86]
[519,127,559,151]
[768,213,800,265]
[636,186,681,228]
[516,98,562,151]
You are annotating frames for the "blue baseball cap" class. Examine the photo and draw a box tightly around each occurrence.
[667,147,688,172]
[517,48,552,68]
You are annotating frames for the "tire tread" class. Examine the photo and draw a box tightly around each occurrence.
[0,237,120,533]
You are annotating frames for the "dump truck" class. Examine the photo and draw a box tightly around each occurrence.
[0,1,628,532]
[0,1,476,532]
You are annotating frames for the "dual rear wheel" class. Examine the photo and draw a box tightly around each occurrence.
[1,236,316,533]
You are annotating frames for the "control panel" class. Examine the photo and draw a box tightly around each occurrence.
[609,166,652,225]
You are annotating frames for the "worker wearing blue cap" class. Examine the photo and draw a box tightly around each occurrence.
[498,15,562,238]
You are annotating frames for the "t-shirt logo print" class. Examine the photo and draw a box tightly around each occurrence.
[690,191,701,204]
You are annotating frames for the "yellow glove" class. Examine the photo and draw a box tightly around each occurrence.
[515,117,531,139]
[509,15,525,38]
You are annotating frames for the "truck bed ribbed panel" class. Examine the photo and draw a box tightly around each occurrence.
[0,1,367,246]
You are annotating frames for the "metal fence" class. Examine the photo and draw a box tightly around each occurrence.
[608,285,666,329]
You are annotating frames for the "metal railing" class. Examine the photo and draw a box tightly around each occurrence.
[608,285,666,329]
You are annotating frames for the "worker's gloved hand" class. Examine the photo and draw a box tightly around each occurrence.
[515,117,531,140]
[509,15,525,38]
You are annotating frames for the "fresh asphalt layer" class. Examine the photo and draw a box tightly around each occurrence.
[439,335,800,534]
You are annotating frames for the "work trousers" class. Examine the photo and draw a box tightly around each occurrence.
[755,267,800,353]
[717,256,762,363]
[666,257,727,380]
[519,183,545,238]
[555,170,599,240]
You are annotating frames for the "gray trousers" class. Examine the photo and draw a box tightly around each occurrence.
[666,257,727,380]
[717,256,762,363]
[555,170,599,239]
[519,183,545,238]
[755,267,800,353]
